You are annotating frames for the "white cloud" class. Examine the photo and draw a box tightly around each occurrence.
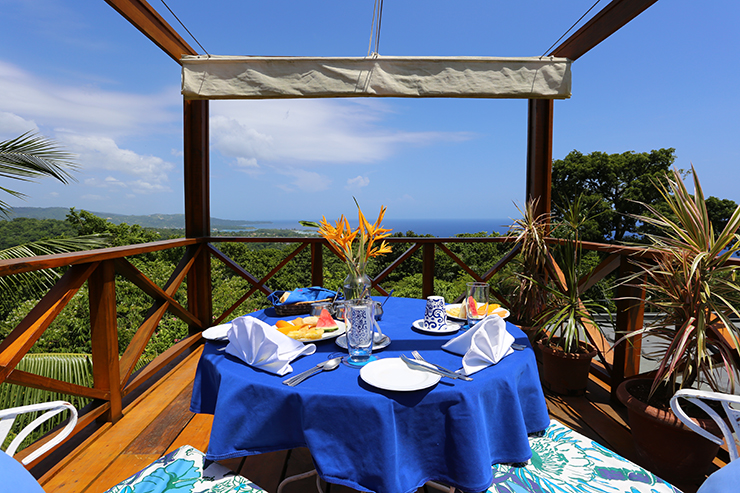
[0,111,37,135]
[61,133,172,178]
[276,168,330,192]
[0,60,179,136]
[60,133,173,194]
[346,175,370,189]
[236,157,259,169]
[0,59,181,204]
[209,99,472,167]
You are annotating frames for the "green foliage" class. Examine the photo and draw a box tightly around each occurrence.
[552,148,677,243]
[66,208,161,247]
[0,353,92,450]
[621,166,740,397]
[536,196,613,354]
[0,217,77,249]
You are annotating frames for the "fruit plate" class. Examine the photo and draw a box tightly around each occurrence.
[445,303,510,322]
[287,320,346,343]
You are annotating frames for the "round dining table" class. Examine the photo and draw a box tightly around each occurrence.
[190,296,550,493]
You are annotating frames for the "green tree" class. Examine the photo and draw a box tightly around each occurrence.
[705,196,739,234]
[552,148,676,243]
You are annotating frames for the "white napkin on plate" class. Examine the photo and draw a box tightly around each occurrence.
[441,314,514,375]
[225,316,316,375]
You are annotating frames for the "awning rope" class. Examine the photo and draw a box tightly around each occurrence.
[367,0,385,57]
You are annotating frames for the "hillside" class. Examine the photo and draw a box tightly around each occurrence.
[5,207,269,230]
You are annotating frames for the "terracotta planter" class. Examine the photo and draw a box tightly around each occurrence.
[537,340,597,395]
[616,378,721,485]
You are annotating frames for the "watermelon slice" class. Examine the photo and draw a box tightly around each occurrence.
[316,308,339,332]
[467,296,479,317]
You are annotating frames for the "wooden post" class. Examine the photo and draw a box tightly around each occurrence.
[311,243,323,287]
[89,260,122,423]
[612,254,645,400]
[184,99,212,333]
[422,243,435,298]
[526,99,553,219]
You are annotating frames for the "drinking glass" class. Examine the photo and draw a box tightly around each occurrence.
[344,298,374,365]
[466,282,489,328]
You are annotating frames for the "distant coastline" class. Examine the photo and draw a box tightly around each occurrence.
[231,218,512,237]
[6,208,512,237]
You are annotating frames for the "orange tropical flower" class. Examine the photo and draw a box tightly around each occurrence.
[318,204,393,280]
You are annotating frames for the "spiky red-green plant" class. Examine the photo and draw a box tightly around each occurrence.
[622,166,740,398]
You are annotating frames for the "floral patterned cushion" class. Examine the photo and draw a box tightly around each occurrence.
[489,420,680,493]
[103,445,264,493]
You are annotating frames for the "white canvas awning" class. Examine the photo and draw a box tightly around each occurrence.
[181,55,572,100]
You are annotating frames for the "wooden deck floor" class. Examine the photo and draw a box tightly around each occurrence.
[35,345,715,493]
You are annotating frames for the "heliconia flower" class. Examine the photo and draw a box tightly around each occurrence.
[318,204,392,272]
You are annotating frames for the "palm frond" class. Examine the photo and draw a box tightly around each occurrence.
[0,353,92,451]
[0,132,77,184]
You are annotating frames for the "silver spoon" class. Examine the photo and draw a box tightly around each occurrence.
[283,357,341,386]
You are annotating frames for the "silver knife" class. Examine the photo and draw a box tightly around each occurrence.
[400,354,472,381]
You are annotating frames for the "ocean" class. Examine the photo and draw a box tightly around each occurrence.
[229,218,513,237]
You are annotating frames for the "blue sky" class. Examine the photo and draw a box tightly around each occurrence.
[1,0,738,223]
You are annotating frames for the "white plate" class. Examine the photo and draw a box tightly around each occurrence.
[412,319,461,334]
[445,303,510,322]
[290,320,346,343]
[360,357,441,391]
[202,323,231,341]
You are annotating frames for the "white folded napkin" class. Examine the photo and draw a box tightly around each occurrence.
[225,316,316,375]
[441,314,514,375]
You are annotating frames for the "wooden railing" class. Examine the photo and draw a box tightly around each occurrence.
[2,233,734,468]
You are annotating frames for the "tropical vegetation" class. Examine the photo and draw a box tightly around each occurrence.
[618,166,740,400]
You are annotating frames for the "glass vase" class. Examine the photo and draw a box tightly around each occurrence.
[343,271,371,301]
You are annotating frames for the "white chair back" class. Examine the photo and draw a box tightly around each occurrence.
[0,400,78,465]
[670,389,740,462]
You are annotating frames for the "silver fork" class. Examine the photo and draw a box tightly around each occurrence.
[412,351,473,381]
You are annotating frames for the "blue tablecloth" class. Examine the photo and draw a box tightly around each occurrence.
[191,297,549,493]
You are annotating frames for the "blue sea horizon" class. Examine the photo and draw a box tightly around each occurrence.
[222,218,513,237]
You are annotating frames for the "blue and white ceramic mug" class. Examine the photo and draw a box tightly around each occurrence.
[424,296,447,331]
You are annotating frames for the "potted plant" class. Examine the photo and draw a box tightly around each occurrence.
[615,166,740,484]
[533,196,611,395]
[506,198,552,342]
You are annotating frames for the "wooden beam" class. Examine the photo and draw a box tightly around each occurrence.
[89,260,123,423]
[5,369,109,401]
[184,100,210,238]
[550,0,660,60]
[422,244,435,298]
[526,98,553,218]
[311,243,323,287]
[104,0,197,63]
[612,255,645,399]
[0,263,98,382]
[184,99,212,332]
[208,244,271,295]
